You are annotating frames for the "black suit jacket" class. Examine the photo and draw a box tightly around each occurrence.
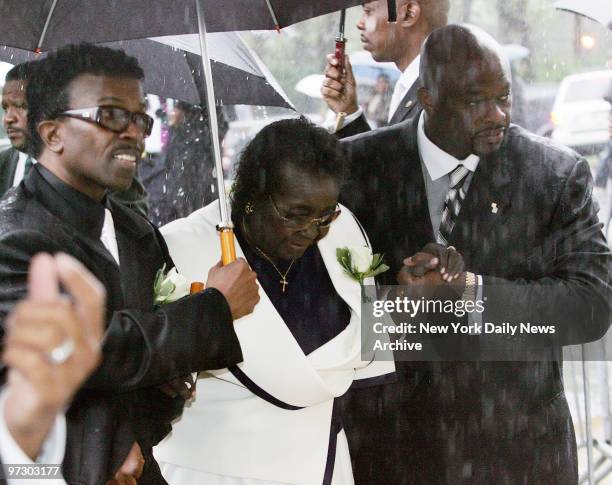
[0,165,243,484]
[340,119,611,484]
[336,79,421,139]
[0,147,19,196]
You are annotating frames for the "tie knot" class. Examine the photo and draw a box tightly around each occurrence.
[449,164,470,189]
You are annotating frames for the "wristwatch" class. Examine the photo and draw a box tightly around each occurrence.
[461,271,477,302]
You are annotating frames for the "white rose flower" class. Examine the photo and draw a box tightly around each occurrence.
[337,247,389,291]
[164,267,190,303]
[349,246,373,273]
[154,264,190,305]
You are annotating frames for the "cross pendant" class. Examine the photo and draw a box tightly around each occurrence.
[280,277,288,293]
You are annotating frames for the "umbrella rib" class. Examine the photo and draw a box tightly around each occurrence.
[264,0,281,31]
[37,0,59,52]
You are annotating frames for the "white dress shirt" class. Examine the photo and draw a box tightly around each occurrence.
[12,152,37,187]
[416,111,483,314]
[387,55,420,122]
[0,390,67,485]
[100,208,120,266]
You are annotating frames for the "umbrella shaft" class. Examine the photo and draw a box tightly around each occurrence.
[195,0,230,226]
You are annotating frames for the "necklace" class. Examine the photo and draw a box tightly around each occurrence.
[242,218,296,293]
[254,247,295,293]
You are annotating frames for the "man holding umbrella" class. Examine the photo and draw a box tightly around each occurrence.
[0,43,260,484]
[321,0,449,137]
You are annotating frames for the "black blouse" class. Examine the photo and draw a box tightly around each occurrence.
[235,226,351,355]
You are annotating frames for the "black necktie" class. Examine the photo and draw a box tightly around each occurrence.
[437,164,471,245]
[23,155,34,179]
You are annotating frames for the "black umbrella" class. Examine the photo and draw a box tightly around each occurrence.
[0,34,294,109]
[0,0,361,263]
[0,0,364,51]
[555,0,612,30]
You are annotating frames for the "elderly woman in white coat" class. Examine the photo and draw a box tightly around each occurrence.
[154,118,396,485]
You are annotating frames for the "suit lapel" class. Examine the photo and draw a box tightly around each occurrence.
[109,199,157,308]
[0,148,19,195]
[449,144,514,261]
[389,80,421,125]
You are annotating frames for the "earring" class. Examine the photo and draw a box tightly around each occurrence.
[245,202,254,215]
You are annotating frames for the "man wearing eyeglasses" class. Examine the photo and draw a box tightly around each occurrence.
[0,43,260,485]
[0,61,149,217]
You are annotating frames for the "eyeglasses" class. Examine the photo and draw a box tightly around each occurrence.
[57,106,154,137]
[269,195,341,230]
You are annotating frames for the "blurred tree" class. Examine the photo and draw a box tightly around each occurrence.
[497,0,534,78]
[244,14,338,113]
[461,0,474,22]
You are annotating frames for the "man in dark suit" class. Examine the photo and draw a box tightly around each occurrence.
[0,62,34,196]
[0,61,150,217]
[321,0,449,138]
[0,253,104,485]
[341,25,611,484]
[0,147,19,197]
[0,44,260,485]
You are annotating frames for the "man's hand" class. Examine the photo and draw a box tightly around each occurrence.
[396,244,466,299]
[321,54,359,115]
[2,253,105,459]
[411,243,465,282]
[106,442,144,485]
[206,259,260,320]
[158,374,196,400]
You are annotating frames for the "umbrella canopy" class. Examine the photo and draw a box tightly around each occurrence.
[555,0,612,30]
[0,34,294,109]
[0,0,363,51]
[150,34,293,108]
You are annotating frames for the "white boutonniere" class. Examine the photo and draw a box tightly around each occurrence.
[153,263,190,305]
[336,246,389,288]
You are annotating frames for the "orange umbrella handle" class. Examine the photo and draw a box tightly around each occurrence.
[219,227,237,265]
[190,282,205,294]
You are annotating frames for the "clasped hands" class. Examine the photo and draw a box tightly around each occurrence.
[396,243,466,300]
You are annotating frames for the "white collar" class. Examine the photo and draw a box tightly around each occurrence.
[12,151,37,187]
[397,54,420,91]
[17,150,36,165]
[416,111,480,181]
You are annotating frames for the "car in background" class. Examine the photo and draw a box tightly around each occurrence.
[551,70,612,154]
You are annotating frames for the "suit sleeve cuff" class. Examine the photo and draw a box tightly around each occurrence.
[193,288,243,369]
[0,389,66,469]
